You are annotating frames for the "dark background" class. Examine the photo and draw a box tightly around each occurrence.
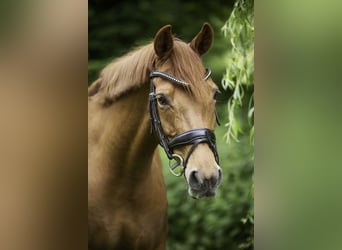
[89,0,234,87]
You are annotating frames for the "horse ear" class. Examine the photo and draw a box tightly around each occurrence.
[190,23,214,56]
[154,25,174,60]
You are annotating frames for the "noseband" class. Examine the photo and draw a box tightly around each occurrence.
[149,68,219,176]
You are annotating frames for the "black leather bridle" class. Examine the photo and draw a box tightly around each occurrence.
[148,68,219,176]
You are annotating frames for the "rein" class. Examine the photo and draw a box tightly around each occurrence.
[149,68,219,176]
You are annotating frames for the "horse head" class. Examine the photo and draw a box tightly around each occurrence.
[150,23,222,198]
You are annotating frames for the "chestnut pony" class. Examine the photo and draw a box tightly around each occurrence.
[88,23,222,250]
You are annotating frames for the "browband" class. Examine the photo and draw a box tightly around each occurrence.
[150,71,189,87]
[150,68,211,87]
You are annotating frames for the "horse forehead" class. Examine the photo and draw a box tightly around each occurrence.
[156,79,212,94]
[174,90,213,112]
[180,81,214,100]
[153,71,215,101]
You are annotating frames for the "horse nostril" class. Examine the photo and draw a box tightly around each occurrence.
[217,168,222,184]
[189,171,202,189]
[207,169,221,188]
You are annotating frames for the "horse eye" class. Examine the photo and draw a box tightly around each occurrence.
[156,94,170,107]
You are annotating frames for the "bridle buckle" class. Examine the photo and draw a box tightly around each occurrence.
[169,154,184,177]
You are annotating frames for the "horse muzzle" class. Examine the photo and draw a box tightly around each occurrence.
[186,166,222,199]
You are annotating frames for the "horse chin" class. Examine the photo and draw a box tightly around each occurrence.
[188,187,217,199]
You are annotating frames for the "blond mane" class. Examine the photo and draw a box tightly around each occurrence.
[88,38,209,103]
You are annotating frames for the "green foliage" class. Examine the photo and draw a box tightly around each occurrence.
[221,0,254,144]
[162,108,254,250]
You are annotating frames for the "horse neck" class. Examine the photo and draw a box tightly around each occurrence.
[88,84,158,180]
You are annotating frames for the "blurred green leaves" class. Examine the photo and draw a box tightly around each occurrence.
[161,108,254,250]
[221,0,254,144]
